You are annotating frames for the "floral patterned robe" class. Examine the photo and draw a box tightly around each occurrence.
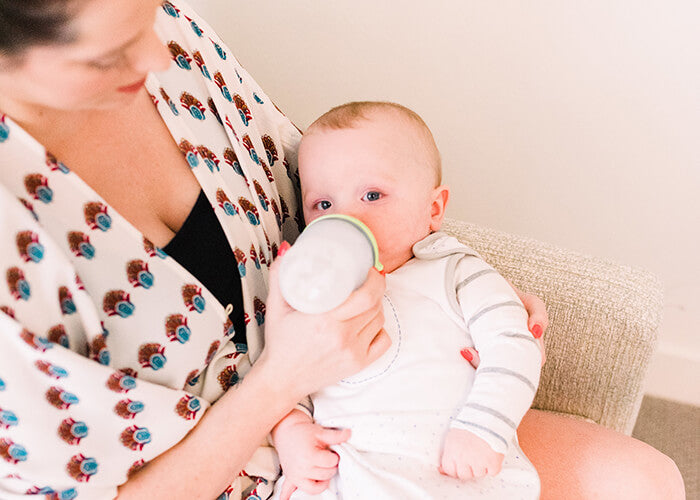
[0,2,302,498]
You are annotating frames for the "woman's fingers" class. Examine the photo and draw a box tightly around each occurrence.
[521,293,548,338]
[506,280,549,338]
[507,282,548,367]
[537,337,546,366]
[331,268,385,321]
[366,328,391,363]
[266,244,293,314]
[460,347,481,368]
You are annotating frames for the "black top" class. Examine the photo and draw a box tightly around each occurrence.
[163,189,247,345]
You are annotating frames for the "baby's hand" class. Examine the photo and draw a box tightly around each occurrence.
[439,428,505,480]
[271,409,350,498]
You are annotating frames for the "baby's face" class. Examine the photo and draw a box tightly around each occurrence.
[298,114,441,273]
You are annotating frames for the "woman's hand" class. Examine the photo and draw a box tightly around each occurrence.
[461,282,548,368]
[257,243,391,401]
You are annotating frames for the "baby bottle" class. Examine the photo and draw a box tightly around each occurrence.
[278,215,383,314]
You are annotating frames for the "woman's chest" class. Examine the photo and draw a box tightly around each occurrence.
[47,91,201,247]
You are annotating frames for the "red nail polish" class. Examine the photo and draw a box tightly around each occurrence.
[277,241,291,257]
[531,324,543,339]
[460,349,473,362]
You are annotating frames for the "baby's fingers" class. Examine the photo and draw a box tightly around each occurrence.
[486,462,503,477]
[279,479,297,500]
[439,457,458,479]
[307,466,338,482]
[295,478,331,496]
[464,464,485,480]
[315,427,351,449]
[457,464,476,481]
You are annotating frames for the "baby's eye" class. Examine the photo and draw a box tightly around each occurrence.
[314,200,332,210]
[362,191,382,202]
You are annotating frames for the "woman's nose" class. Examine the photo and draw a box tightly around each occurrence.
[127,30,172,74]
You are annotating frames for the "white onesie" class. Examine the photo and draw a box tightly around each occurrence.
[274,232,542,499]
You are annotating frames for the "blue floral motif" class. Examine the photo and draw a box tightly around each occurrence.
[162,1,179,17]
[168,100,180,116]
[174,324,191,343]
[222,201,236,216]
[192,295,206,313]
[190,20,203,37]
[213,43,227,60]
[149,353,166,370]
[0,120,9,142]
[175,55,191,70]
[17,279,31,300]
[0,409,18,428]
[7,442,27,462]
[189,106,204,120]
[36,185,53,204]
[95,212,112,231]
[186,151,199,168]
[78,241,96,259]
[128,400,145,414]
[98,349,110,365]
[26,242,44,263]
[137,270,154,289]
[61,296,76,315]
[115,300,135,318]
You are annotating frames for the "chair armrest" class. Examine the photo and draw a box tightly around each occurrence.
[442,218,663,435]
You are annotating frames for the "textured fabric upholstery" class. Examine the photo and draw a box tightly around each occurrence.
[443,218,663,435]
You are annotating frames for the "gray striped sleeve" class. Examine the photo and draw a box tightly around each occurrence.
[467,301,526,328]
[297,400,313,415]
[452,420,508,448]
[477,367,537,393]
[456,269,499,292]
[496,331,540,347]
[463,402,517,429]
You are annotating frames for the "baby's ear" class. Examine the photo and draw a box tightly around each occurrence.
[429,185,450,232]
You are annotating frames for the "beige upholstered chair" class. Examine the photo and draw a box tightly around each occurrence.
[443,218,663,435]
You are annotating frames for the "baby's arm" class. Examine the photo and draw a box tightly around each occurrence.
[441,255,542,479]
[271,409,350,497]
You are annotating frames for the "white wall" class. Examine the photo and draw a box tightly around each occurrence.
[189,0,700,405]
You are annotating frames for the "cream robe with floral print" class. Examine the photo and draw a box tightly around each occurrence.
[0,2,302,498]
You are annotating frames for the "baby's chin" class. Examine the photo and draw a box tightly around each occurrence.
[379,251,414,274]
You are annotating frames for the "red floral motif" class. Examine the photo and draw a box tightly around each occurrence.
[205,340,220,365]
[127,459,146,479]
[175,395,202,420]
[66,454,97,482]
[46,324,68,347]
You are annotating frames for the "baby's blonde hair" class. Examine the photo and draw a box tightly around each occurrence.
[306,101,442,185]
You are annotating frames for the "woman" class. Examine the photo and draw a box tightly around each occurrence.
[0,1,683,499]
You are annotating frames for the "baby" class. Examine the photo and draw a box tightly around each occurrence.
[271,102,542,499]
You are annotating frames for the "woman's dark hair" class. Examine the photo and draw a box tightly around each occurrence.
[0,0,78,56]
